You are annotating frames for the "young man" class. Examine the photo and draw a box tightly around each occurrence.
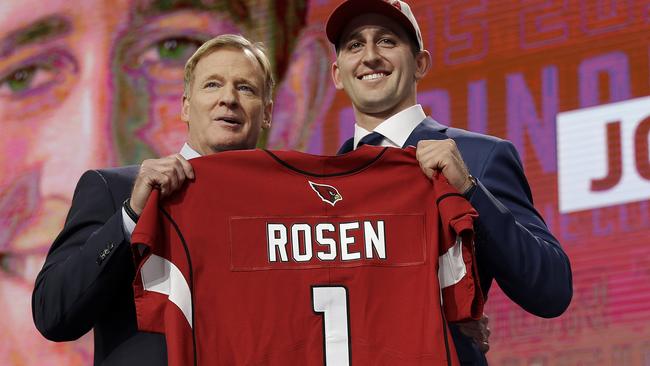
[31,34,273,365]
[326,0,573,364]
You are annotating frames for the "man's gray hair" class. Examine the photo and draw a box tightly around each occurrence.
[183,34,274,103]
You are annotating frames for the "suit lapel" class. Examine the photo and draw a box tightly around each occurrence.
[402,117,449,147]
[337,137,355,154]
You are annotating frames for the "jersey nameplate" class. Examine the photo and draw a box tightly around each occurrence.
[229,214,427,271]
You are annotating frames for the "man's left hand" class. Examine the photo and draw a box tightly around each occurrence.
[457,314,491,353]
[416,139,472,193]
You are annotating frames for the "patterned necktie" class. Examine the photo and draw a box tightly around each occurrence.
[356,131,385,148]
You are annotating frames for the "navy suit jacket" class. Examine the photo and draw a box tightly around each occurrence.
[32,167,167,366]
[339,118,573,365]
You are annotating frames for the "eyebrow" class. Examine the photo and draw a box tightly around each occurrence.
[340,27,399,46]
[133,0,250,24]
[0,15,71,58]
[200,72,260,87]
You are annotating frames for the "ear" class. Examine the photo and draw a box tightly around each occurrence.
[262,100,273,129]
[414,50,432,81]
[331,60,344,90]
[181,95,190,123]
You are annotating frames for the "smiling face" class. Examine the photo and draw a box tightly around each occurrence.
[331,13,430,127]
[181,46,272,154]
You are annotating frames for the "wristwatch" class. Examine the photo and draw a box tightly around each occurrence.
[462,175,477,199]
[123,198,140,223]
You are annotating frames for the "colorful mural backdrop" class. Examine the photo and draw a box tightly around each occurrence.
[1,0,649,364]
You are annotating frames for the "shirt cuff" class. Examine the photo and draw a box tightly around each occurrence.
[122,206,137,239]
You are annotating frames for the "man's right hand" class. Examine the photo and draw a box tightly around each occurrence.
[130,154,195,215]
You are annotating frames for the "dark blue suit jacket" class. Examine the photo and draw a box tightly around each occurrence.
[32,167,167,366]
[339,117,573,365]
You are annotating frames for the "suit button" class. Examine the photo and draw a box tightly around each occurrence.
[96,244,114,265]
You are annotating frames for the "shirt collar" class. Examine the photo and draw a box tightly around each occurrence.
[353,105,425,148]
[180,143,202,160]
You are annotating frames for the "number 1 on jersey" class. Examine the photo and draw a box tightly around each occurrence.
[312,286,351,365]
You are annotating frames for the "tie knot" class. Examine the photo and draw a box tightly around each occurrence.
[357,131,384,148]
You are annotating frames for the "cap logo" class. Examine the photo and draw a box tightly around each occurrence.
[385,0,402,11]
[308,181,343,206]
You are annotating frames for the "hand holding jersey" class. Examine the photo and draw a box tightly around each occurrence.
[416,139,475,194]
[131,154,195,215]
[456,314,491,353]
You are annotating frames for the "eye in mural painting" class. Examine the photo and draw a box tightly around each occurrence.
[138,36,203,66]
[2,66,39,93]
[0,50,77,118]
[157,38,201,62]
[0,59,62,97]
[128,35,205,87]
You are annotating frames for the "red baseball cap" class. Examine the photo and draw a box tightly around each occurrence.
[326,0,423,51]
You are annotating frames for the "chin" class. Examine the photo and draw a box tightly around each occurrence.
[209,141,254,153]
[359,99,395,114]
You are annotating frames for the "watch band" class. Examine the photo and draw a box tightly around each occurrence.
[123,198,140,223]
[462,175,477,199]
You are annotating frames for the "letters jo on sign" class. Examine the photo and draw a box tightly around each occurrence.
[557,96,650,213]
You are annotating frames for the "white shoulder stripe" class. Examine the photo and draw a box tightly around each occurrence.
[141,254,193,328]
[438,236,467,289]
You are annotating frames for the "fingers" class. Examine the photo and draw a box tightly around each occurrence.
[175,154,195,180]
[476,314,491,353]
[130,154,194,213]
[456,314,491,354]
[415,139,470,191]
[478,340,490,353]
[149,154,191,196]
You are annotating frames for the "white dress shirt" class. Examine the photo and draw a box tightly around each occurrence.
[122,143,201,237]
[353,104,426,149]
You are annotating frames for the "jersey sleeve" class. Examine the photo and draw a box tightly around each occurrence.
[131,190,196,366]
[433,173,484,322]
[131,189,168,334]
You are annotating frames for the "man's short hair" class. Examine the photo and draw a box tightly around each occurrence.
[183,34,275,103]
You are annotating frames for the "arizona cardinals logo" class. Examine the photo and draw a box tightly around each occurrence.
[308,181,343,206]
[385,0,402,11]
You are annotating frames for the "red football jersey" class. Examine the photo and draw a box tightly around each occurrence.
[132,146,483,366]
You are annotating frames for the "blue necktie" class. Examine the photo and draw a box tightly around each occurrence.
[356,131,384,148]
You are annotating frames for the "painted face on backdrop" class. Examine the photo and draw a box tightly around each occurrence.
[332,13,429,120]
[0,0,326,364]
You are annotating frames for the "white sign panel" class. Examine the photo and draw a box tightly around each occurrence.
[557,96,650,213]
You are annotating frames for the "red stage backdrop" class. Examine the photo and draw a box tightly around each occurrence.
[1,0,649,364]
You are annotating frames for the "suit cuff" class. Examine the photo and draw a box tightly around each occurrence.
[122,207,136,239]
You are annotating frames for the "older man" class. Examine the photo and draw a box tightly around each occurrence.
[32,34,273,366]
[1,0,323,363]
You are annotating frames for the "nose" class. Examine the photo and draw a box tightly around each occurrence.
[79,49,117,168]
[46,24,118,184]
[218,84,239,108]
[361,43,381,66]
[12,20,119,218]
